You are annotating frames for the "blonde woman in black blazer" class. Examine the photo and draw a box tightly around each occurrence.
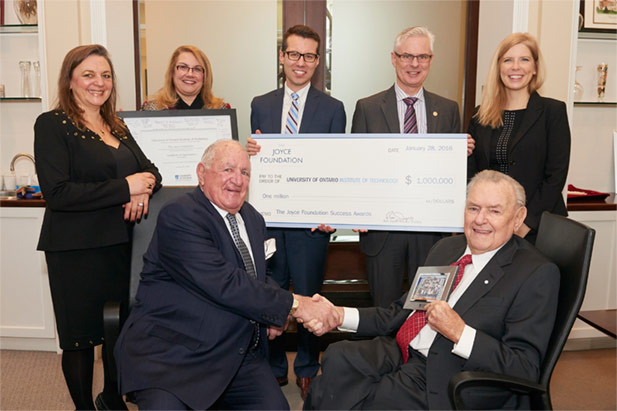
[468,33,570,243]
[34,45,161,411]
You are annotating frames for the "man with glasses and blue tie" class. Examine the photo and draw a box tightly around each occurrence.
[247,24,346,400]
[352,26,463,309]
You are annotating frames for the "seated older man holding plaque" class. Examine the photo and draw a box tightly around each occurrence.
[303,170,560,410]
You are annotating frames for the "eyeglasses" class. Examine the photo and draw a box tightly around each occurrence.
[176,64,205,76]
[393,52,433,63]
[284,51,318,63]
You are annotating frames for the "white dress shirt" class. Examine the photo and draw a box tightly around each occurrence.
[340,244,505,359]
[395,83,427,134]
[280,82,311,133]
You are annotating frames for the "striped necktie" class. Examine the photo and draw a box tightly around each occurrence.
[226,213,260,349]
[395,254,473,363]
[285,92,300,134]
[226,213,256,278]
[403,96,419,133]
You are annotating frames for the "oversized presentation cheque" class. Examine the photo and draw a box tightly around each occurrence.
[248,134,467,232]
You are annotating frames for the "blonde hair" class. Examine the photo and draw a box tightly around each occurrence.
[147,45,225,110]
[475,33,545,128]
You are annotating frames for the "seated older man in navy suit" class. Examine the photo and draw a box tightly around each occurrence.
[114,140,341,410]
[304,170,560,410]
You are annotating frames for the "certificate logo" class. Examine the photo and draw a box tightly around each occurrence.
[383,211,419,224]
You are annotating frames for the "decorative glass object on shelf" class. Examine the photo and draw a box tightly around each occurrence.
[573,66,584,102]
[19,61,31,97]
[597,63,608,103]
[33,61,40,97]
[14,0,38,25]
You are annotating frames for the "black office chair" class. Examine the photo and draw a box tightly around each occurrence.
[449,212,595,410]
[103,186,193,389]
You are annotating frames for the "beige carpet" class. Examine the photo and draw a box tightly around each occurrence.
[1,348,615,410]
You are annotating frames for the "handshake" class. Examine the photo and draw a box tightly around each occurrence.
[267,294,344,340]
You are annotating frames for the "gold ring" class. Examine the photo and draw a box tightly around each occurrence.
[138,203,144,207]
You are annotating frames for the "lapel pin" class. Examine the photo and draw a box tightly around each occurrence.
[433,111,438,117]
[484,280,489,284]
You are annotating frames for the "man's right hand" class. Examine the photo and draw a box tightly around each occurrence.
[292,293,342,335]
[246,131,262,156]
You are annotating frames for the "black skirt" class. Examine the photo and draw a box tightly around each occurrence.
[45,242,131,350]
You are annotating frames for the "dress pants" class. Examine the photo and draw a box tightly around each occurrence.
[266,228,330,379]
[133,346,289,410]
[366,231,442,307]
[304,337,428,410]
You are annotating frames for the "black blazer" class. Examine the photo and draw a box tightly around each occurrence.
[351,86,461,256]
[467,92,571,230]
[356,235,560,409]
[115,188,292,409]
[34,110,161,251]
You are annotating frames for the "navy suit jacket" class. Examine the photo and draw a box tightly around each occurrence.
[467,92,571,230]
[250,85,346,134]
[355,235,560,409]
[114,187,293,409]
[351,86,461,256]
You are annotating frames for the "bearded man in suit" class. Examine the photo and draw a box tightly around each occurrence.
[247,24,346,399]
[304,170,560,410]
[114,140,341,410]
[352,26,464,307]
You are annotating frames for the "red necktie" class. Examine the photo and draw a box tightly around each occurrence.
[396,254,473,363]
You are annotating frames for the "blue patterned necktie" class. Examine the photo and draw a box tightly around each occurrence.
[285,92,300,134]
[403,97,419,133]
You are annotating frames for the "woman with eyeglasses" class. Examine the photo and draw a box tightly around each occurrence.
[467,33,571,244]
[142,45,230,110]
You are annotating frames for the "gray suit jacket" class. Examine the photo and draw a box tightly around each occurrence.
[351,86,461,256]
[356,235,560,409]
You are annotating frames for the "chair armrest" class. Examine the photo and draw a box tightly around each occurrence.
[102,300,122,384]
[448,371,546,410]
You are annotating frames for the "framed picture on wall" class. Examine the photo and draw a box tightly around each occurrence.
[580,0,617,33]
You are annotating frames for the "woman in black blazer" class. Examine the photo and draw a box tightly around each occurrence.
[34,45,161,410]
[468,33,571,243]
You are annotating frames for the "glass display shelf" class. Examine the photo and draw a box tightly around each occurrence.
[578,31,617,41]
[0,24,38,34]
[574,101,617,106]
[0,97,42,102]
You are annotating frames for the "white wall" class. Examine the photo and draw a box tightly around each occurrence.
[330,0,466,132]
[144,0,278,144]
[475,0,514,105]
[106,0,137,111]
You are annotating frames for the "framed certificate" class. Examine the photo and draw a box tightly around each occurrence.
[119,109,238,186]
[403,266,459,311]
